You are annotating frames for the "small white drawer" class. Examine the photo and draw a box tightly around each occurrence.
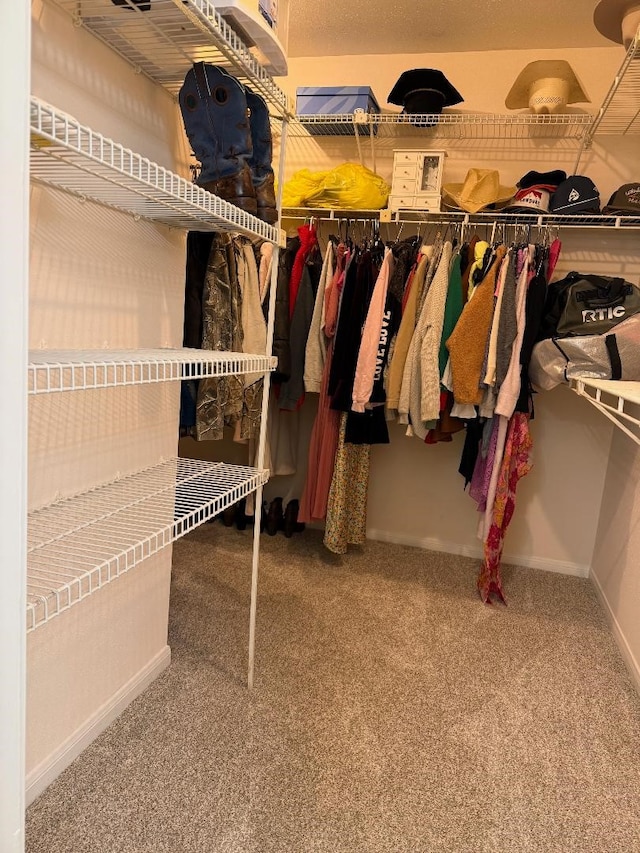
[391,179,420,195]
[394,152,421,166]
[388,194,417,210]
[392,164,419,180]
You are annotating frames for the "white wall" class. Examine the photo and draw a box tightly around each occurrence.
[591,417,640,693]
[28,0,187,792]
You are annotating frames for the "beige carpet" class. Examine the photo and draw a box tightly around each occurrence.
[26,524,640,852]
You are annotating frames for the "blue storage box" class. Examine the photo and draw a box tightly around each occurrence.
[296,86,380,135]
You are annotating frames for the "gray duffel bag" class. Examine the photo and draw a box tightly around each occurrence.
[529,314,640,391]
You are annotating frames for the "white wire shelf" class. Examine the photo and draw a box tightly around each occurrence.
[281,207,640,231]
[26,457,268,631]
[571,379,640,446]
[49,0,289,115]
[28,347,277,394]
[589,28,640,137]
[289,112,593,140]
[30,98,283,243]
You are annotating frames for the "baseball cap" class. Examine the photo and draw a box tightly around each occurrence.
[550,176,601,215]
[503,187,551,214]
[603,183,640,215]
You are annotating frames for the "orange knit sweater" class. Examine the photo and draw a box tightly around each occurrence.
[446,245,506,406]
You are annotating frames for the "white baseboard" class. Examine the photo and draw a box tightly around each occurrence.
[590,571,640,695]
[26,645,171,806]
[365,528,589,578]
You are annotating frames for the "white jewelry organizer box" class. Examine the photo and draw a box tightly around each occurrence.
[388,149,446,213]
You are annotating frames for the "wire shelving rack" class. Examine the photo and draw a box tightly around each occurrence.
[30,98,283,243]
[28,348,277,394]
[26,458,268,631]
[48,0,289,115]
[587,28,640,138]
[289,112,593,140]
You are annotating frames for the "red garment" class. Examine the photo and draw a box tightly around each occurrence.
[477,413,533,604]
[324,246,347,337]
[298,249,347,524]
[289,224,317,320]
[546,238,562,281]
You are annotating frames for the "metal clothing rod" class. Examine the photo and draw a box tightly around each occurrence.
[281,210,640,232]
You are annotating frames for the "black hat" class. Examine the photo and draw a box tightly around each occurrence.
[603,183,640,216]
[387,69,463,115]
[550,176,600,215]
[517,170,567,191]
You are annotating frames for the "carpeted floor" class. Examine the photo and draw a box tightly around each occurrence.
[26,524,640,852]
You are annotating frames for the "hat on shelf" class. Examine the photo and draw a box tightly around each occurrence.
[602,182,640,214]
[505,61,590,114]
[388,69,463,120]
[550,176,601,215]
[517,169,567,191]
[441,168,516,214]
[502,187,552,214]
[594,0,640,47]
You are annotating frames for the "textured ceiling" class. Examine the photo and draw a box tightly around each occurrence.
[287,0,614,57]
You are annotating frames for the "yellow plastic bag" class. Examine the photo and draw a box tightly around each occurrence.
[282,163,390,210]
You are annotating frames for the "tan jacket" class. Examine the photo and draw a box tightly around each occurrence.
[386,254,428,413]
[447,246,507,406]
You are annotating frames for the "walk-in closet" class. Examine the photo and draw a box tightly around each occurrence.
[3,0,640,850]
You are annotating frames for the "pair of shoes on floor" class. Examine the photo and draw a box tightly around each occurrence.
[221,498,252,531]
[265,497,305,538]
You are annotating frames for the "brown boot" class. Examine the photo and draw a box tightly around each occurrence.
[200,165,258,217]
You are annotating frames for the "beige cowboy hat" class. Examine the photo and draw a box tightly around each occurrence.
[505,60,590,114]
[441,168,516,214]
[594,0,640,47]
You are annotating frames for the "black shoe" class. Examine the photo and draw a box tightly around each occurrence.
[235,498,248,530]
[222,502,237,527]
[245,501,268,533]
[283,499,305,537]
[265,497,283,536]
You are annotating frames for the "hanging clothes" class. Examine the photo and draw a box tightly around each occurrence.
[235,237,267,442]
[399,241,453,439]
[477,412,533,604]
[298,245,347,524]
[460,235,479,303]
[288,223,317,320]
[495,245,534,418]
[304,242,334,393]
[469,417,501,511]
[437,252,463,382]
[329,249,380,412]
[258,241,273,305]
[420,243,456,423]
[351,247,394,413]
[268,236,297,383]
[446,245,507,407]
[386,252,429,415]
[324,412,371,555]
[278,241,322,411]
[196,233,244,441]
[483,248,512,393]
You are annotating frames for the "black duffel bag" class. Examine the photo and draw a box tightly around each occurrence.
[538,271,640,339]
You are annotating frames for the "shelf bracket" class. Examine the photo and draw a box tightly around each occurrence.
[572,380,640,447]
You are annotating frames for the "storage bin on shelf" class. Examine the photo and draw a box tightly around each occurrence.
[296,86,380,135]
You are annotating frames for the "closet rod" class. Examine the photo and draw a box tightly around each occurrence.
[282,212,638,232]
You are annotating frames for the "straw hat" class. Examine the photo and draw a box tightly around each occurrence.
[594,0,640,47]
[505,61,590,114]
[441,169,516,214]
